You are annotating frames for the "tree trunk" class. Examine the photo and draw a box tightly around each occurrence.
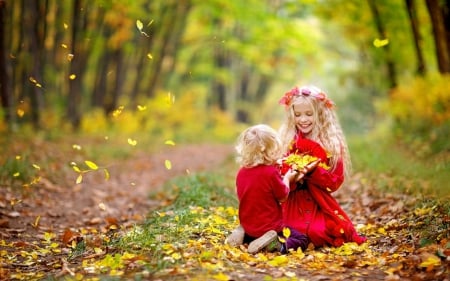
[27,0,47,129]
[425,0,450,73]
[405,0,426,75]
[68,0,89,129]
[0,0,12,126]
[367,0,397,89]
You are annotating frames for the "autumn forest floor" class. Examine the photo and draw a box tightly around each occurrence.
[0,141,449,281]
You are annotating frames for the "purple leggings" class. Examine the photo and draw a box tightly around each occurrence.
[243,226,309,254]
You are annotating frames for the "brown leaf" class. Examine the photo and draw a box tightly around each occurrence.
[61,229,81,245]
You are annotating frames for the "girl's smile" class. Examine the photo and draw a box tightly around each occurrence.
[293,101,315,136]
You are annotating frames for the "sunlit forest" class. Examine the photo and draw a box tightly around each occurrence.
[0,0,449,280]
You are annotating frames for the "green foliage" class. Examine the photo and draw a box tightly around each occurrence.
[380,74,450,155]
[0,154,39,188]
[163,173,237,210]
[349,131,450,197]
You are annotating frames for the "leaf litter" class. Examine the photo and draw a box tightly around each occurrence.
[0,144,449,280]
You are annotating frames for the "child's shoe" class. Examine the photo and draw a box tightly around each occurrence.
[225,225,245,247]
[247,230,278,254]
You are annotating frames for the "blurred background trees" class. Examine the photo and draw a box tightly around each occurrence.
[0,0,448,154]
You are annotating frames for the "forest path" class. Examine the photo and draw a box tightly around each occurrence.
[1,143,448,280]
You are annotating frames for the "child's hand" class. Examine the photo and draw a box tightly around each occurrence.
[284,169,299,182]
[305,159,320,173]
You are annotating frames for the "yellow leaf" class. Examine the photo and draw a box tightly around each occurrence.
[419,255,441,268]
[127,138,137,146]
[76,174,83,184]
[17,109,25,117]
[165,140,176,146]
[137,105,147,111]
[282,227,291,238]
[165,159,172,170]
[32,215,40,228]
[171,252,182,260]
[213,272,230,281]
[147,53,153,60]
[378,227,387,235]
[85,160,98,170]
[104,169,110,181]
[32,164,40,170]
[13,172,20,177]
[72,144,82,150]
[72,165,81,173]
[69,74,76,80]
[268,255,289,266]
[373,38,389,48]
[136,20,143,31]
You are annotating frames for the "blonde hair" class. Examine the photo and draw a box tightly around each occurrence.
[278,85,352,176]
[236,124,282,168]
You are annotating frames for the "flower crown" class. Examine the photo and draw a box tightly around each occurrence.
[278,86,335,109]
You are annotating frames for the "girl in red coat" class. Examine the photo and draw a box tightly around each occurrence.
[225,124,309,254]
[278,85,366,247]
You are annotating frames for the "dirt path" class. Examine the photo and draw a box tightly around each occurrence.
[1,144,234,237]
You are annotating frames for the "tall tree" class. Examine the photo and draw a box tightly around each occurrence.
[367,0,398,89]
[0,0,11,126]
[425,0,450,73]
[68,0,89,129]
[405,0,426,75]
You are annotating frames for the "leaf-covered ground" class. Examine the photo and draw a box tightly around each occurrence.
[0,143,449,280]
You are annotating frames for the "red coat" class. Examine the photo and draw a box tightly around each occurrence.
[236,164,289,238]
[281,136,366,247]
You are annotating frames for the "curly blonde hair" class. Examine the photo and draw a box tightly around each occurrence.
[236,124,283,168]
[278,85,351,176]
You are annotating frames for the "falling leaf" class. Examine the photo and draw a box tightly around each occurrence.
[136,20,143,31]
[72,144,82,150]
[61,43,68,48]
[104,169,110,181]
[17,109,25,117]
[72,165,81,173]
[63,23,68,29]
[76,174,83,184]
[137,105,147,111]
[127,138,137,146]
[165,140,176,146]
[13,172,20,177]
[85,160,99,170]
[165,160,172,170]
[147,53,153,60]
[69,74,76,80]
[32,164,40,170]
[373,38,389,48]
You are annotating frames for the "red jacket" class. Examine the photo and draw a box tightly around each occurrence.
[281,136,366,247]
[236,164,289,238]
